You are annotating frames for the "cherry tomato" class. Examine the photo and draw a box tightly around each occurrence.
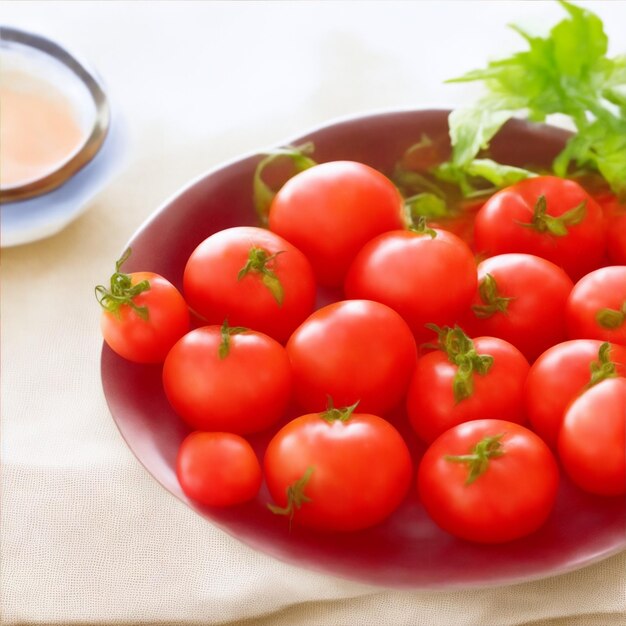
[595,193,626,264]
[96,248,190,364]
[344,228,477,343]
[269,161,404,286]
[558,378,626,496]
[163,324,292,434]
[286,300,417,415]
[407,327,529,444]
[474,176,606,280]
[418,419,559,543]
[177,432,262,507]
[524,340,626,448]
[460,253,573,362]
[566,266,626,346]
[183,226,316,343]
[264,404,413,532]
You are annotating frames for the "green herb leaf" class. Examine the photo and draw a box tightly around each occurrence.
[444,1,626,198]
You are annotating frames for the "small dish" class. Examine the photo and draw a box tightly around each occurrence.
[0,26,126,247]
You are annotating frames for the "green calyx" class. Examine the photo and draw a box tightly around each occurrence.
[596,302,626,330]
[319,398,359,424]
[253,142,317,226]
[587,341,620,388]
[267,466,315,528]
[218,319,248,360]
[445,433,505,485]
[237,247,285,305]
[472,273,514,319]
[427,324,494,403]
[518,194,587,237]
[94,248,151,320]
[407,215,437,239]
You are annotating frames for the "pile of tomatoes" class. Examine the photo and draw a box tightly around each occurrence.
[97,159,626,544]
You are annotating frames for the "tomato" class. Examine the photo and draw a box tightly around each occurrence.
[460,253,573,362]
[264,403,413,532]
[566,266,626,346]
[344,228,477,343]
[96,248,190,364]
[524,340,626,448]
[558,378,626,497]
[286,300,417,415]
[177,432,262,507]
[595,193,626,264]
[183,226,316,343]
[163,323,292,434]
[407,326,529,444]
[268,161,404,286]
[418,419,559,543]
[474,176,606,280]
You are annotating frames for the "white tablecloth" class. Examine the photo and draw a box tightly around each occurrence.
[2,2,626,624]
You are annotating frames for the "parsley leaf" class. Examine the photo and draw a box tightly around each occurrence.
[445,0,626,198]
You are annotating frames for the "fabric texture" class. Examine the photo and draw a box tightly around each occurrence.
[2,2,626,625]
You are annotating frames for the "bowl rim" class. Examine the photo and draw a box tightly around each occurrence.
[0,25,111,202]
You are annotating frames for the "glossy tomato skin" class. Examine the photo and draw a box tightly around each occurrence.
[344,229,477,344]
[461,254,573,362]
[100,271,190,364]
[264,412,413,532]
[558,378,626,496]
[163,326,292,434]
[268,161,404,287]
[566,266,626,346]
[418,420,559,543]
[524,340,626,448]
[183,227,316,343]
[474,176,606,280]
[286,300,417,415]
[407,337,530,444]
[177,432,262,507]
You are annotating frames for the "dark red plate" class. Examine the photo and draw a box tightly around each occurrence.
[101,109,625,589]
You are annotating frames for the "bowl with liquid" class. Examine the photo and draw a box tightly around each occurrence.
[0,26,126,247]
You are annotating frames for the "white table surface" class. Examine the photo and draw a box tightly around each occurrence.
[2,2,626,625]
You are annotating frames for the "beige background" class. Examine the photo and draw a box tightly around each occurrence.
[2,2,626,625]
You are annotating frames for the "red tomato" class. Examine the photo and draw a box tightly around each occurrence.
[163,324,292,434]
[264,404,413,532]
[558,378,626,496]
[96,249,190,364]
[177,432,262,507]
[407,327,529,444]
[269,161,404,287]
[460,253,573,362]
[183,226,316,343]
[286,300,417,415]
[418,419,559,543]
[524,340,626,448]
[474,176,606,280]
[566,266,626,346]
[344,228,477,343]
[596,193,626,264]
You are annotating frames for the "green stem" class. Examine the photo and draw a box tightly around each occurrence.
[517,194,587,237]
[237,247,285,305]
[596,302,626,330]
[587,341,620,388]
[427,324,494,403]
[253,143,317,226]
[267,467,315,528]
[218,319,248,359]
[319,398,359,424]
[94,248,151,320]
[445,433,505,484]
[408,215,438,238]
[472,273,515,319]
